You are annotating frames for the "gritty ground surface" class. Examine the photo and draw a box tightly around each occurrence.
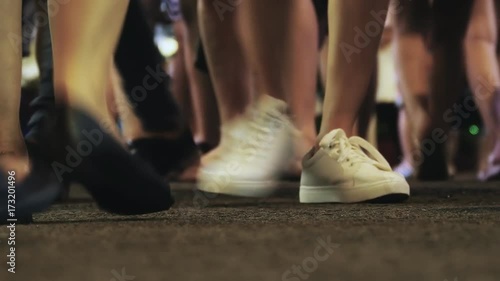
[1,180,500,281]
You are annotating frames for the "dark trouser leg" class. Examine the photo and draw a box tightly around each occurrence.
[114,0,183,132]
[25,1,54,141]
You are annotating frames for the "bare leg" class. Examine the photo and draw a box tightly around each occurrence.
[393,26,432,145]
[238,0,292,101]
[319,38,329,91]
[238,0,318,162]
[180,0,220,148]
[392,2,433,175]
[197,0,252,166]
[199,0,251,124]
[48,0,129,138]
[320,0,390,138]
[287,0,318,157]
[465,0,500,166]
[0,0,29,178]
[395,104,417,177]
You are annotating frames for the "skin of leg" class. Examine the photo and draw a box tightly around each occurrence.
[180,0,220,147]
[198,0,251,124]
[398,107,415,168]
[464,0,500,161]
[106,64,120,125]
[320,0,390,138]
[319,38,329,91]
[237,0,294,101]
[171,21,195,133]
[48,0,130,138]
[286,0,319,157]
[393,31,432,144]
[237,0,318,169]
[0,0,29,178]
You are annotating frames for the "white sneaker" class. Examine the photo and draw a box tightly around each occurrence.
[201,115,249,166]
[300,129,410,203]
[197,95,295,197]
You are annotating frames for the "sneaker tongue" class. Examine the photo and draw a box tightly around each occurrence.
[319,129,347,149]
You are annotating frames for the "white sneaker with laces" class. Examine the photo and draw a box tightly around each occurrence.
[300,129,410,203]
[197,95,295,197]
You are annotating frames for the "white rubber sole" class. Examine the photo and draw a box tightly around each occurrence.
[197,180,278,198]
[299,179,410,203]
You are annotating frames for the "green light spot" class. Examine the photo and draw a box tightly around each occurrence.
[469,125,480,135]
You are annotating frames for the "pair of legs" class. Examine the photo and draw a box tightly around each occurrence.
[465,0,500,179]
[197,0,329,196]
[393,0,473,180]
[198,0,318,171]
[395,0,498,180]
[197,0,410,202]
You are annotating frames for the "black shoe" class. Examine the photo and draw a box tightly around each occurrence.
[26,136,72,204]
[37,106,174,215]
[129,130,200,177]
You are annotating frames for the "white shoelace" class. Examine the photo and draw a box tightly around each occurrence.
[326,137,368,166]
[326,136,392,171]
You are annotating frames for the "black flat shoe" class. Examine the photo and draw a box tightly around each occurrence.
[129,130,200,178]
[37,106,174,215]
